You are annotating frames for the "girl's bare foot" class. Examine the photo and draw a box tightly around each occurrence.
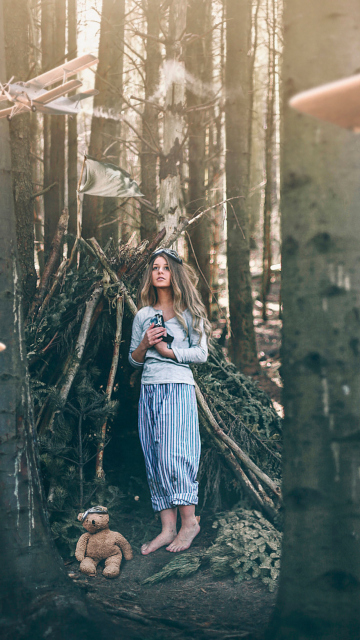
[166,516,200,553]
[141,529,177,555]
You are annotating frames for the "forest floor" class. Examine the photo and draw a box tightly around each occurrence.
[66,503,276,640]
[65,273,282,640]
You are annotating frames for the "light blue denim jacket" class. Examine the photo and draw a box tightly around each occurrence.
[128,306,208,385]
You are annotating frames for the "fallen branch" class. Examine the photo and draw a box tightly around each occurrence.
[37,259,67,323]
[87,238,137,316]
[198,411,277,522]
[59,284,103,405]
[36,238,80,324]
[245,467,277,513]
[48,284,103,431]
[27,209,69,324]
[30,181,58,199]
[216,399,281,461]
[165,198,242,248]
[127,227,167,283]
[95,295,124,479]
[195,383,282,502]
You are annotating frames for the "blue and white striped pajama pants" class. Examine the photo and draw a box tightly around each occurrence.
[138,383,201,512]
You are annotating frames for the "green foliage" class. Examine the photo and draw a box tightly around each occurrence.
[143,508,281,592]
[143,553,202,585]
[208,507,281,592]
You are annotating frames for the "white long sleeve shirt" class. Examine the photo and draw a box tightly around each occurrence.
[129,306,208,385]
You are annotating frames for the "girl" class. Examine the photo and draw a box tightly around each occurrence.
[129,248,211,554]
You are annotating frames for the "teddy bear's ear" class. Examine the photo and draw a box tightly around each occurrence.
[77,513,84,522]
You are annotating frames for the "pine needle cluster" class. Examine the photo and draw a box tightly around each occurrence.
[143,508,281,592]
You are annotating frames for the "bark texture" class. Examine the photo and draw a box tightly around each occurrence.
[261,0,276,320]
[159,0,187,239]
[4,0,36,312]
[82,0,125,243]
[225,0,258,373]
[140,0,161,240]
[268,2,360,638]
[185,0,212,313]
[43,0,66,256]
[67,0,78,239]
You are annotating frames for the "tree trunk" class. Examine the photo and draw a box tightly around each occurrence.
[225,0,258,374]
[41,0,54,257]
[159,0,187,240]
[261,0,276,321]
[268,1,360,638]
[82,0,125,243]
[247,0,263,245]
[43,0,66,257]
[4,0,36,314]
[29,0,44,276]
[185,0,212,314]
[140,0,161,241]
[0,6,122,637]
[209,1,225,321]
[67,0,78,240]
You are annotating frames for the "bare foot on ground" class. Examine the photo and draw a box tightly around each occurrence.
[166,516,200,553]
[141,529,177,555]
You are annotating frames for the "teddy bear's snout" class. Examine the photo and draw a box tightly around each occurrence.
[92,520,96,526]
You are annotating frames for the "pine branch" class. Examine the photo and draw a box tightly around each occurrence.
[87,238,137,316]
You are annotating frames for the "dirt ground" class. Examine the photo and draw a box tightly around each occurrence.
[67,506,277,640]
[66,276,282,640]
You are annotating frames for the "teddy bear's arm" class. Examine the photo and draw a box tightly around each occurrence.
[75,532,91,561]
[115,533,133,560]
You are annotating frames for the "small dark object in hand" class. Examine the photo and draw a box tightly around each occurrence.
[150,313,174,347]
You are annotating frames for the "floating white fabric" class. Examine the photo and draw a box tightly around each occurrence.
[78,156,144,197]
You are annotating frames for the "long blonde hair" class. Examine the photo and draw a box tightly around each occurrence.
[138,251,211,341]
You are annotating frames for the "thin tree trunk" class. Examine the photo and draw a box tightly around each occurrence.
[82,0,125,243]
[44,0,66,257]
[67,0,78,240]
[209,1,225,320]
[140,0,161,241]
[268,1,360,638]
[159,0,187,240]
[225,0,258,374]
[4,0,36,313]
[261,0,276,320]
[247,0,261,184]
[247,0,263,245]
[41,0,54,257]
[185,0,212,314]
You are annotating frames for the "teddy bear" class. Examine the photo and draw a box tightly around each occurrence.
[75,505,133,578]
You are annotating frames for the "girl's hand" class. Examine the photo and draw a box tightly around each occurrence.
[154,340,176,360]
[141,323,166,349]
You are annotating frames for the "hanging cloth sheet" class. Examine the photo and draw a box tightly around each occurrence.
[78,156,144,198]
